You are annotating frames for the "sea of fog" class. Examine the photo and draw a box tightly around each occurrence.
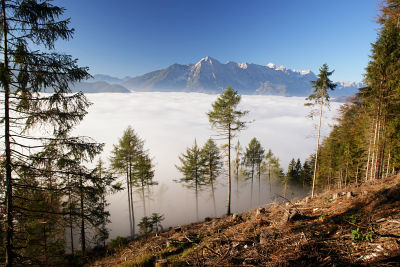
[71,92,342,240]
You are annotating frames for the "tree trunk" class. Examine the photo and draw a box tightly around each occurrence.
[210,165,217,217]
[250,164,254,207]
[68,174,74,256]
[195,178,199,221]
[227,126,232,215]
[2,2,13,265]
[386,149,391,178]
[79,178,86,256]
[129,163,135,237]
[210,181,217,217]
[365,121,374,182]
[141,181,146,216]
[126,167,133,239]
[268,165,271,193]
[311,98,324,198]
[258,164,261,205]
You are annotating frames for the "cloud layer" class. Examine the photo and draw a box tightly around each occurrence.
[73,92,341,238]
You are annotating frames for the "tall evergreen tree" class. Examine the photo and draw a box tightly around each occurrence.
[207,86,248,215]
[110,126,144,239]
[0,1,103,265]
[305,64,336,198]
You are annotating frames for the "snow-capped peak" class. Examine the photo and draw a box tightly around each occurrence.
[238,62,248,69]
[199,56,219,64]
[267,63,276,69]
[267,63,287,71]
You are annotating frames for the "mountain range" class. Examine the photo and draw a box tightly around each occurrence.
[73,57,363,98]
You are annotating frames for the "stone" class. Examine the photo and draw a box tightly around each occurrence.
[259,231,270,245]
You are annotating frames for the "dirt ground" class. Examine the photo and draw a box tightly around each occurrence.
[90,174,400,266]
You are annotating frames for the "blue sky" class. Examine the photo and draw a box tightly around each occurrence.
[55,0,379,82]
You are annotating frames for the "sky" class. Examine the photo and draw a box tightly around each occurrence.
[54,0,380,83]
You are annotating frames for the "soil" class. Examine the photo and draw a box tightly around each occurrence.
[89,174,400,266]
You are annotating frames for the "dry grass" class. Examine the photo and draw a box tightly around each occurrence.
[90,174,400,266]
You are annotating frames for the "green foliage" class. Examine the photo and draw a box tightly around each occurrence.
[0,0,114,264]
[201,138,223,184]
[138,213,165,235]
[207,86,248,134]
[305,64,337,107]
[243,138,265,180]
[107,236,129,252]
[175,139,206,188]
[350,228,374,242]
[207,86,249,215]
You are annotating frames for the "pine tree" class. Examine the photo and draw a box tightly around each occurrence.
[306,64,337,198]
[207,87,248,215]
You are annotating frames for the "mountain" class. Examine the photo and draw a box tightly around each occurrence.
[71,81,130,93]
[91,74,125,84]
[120,57,363,97]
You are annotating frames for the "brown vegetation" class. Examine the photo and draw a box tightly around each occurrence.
[90,174,400,266]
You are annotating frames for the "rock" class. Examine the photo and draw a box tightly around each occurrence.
[259,231,271,245]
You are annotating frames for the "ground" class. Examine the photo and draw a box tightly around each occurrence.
[89,174,400,266]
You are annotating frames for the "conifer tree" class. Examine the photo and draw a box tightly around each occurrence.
[110,126,144,239]
[306,64,336,197]
[201,138,222,216]
[243,138,264,205]
[0,1,103,265]
[207,87,248,215]
[175,140,206,221]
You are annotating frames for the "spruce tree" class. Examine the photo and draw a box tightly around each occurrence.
[306,64,336,198]
[0,1,103,265]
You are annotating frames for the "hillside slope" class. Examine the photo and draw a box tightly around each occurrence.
[90,174,400,266]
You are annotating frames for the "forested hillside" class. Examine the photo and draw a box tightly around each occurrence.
[313,0,400,192]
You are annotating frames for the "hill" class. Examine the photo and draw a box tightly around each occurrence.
[89,174,400,266]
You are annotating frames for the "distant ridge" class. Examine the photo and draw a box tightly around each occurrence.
[76,57,363,97]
